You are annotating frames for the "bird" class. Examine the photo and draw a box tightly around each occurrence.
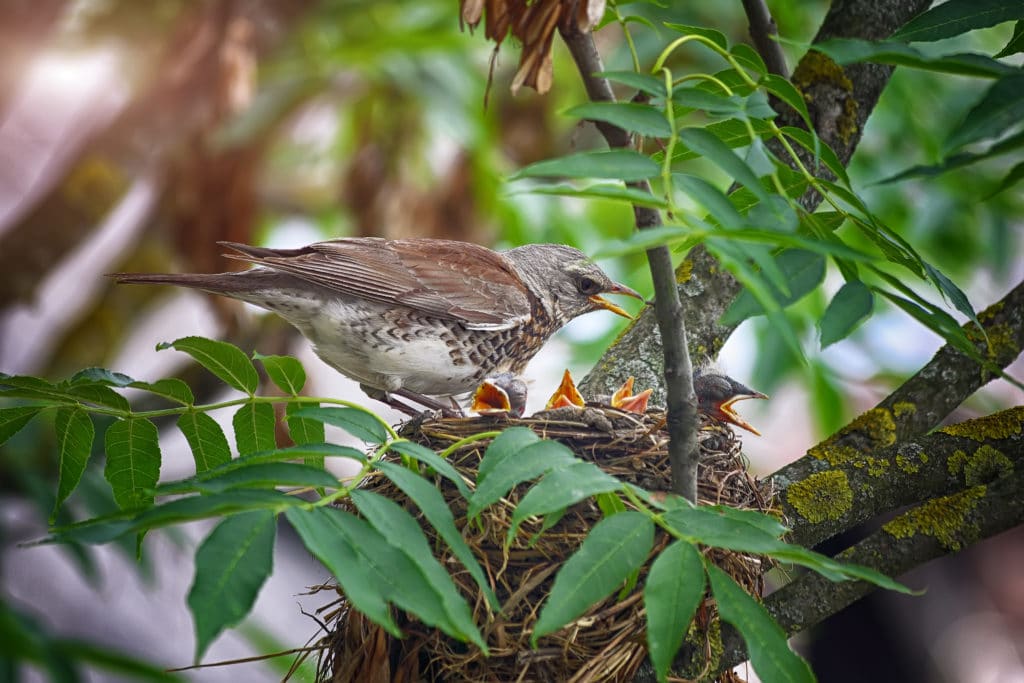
[470,372,529,417]
[693,363,767,435]
[111,237,642,416]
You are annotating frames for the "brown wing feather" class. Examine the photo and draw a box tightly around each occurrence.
[222,238,532,328]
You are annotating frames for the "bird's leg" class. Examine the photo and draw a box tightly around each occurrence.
[359,384,436,418]
[394,388,465,418]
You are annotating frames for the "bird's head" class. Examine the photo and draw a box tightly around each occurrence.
[693,364,767,435]
[504,244,642,325]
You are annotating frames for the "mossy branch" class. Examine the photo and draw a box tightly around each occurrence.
[717,466,1024,672]
[773,282,1024,547]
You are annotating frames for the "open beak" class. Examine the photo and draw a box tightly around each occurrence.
[471,379,513,415]
[589,282,644,320]
[546,369,585,409]
[715,392,768,436]
[611,377,653,414]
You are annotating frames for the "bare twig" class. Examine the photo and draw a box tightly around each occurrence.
[559,25,699,501]
[740,0,788,77]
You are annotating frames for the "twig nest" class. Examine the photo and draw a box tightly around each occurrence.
[314,408,773,682]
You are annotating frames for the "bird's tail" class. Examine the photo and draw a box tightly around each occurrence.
[107,272,246,293]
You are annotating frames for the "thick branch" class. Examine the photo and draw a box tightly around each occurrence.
[773,281,1024,547]
[559,26,699,500]
[718,466,1024,672]
[740,0,788,78]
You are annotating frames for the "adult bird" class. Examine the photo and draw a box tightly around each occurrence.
[112,237,641,415]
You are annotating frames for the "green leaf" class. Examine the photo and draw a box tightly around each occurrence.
[994,20,1024,57]
[285,507,401,636]
[677,127,768,200]
[469,439,576,518]
[188,510,276,661]
[0,405,42,446]
[70,368,135,387]
[706,564,815,683]
[781,126,851,187]
[564,102,671,138]
[0,375,72,403]
[53,408,94,518]
[663,22,728,51]
[986,158,1024,198]
[375,460,499,609]
[104,418,161,510]
[388,439,471,500]
[761,74,812,130]
[875,289,976,357]
[526,183,669,209]
[177,411,232,472]
[671,89,743,115]
[532,511,653,644]
[673,173,746,229]
[285,402,326,468]
[594,70,666,97]
[156,443,364,494]
[819,280,874,348]
[511,150,660,181]
[177,462,340,493]
[290,406,388,444]
[253,353,306,395]
[731,43,768,76]
[128,378,195,405]
[945,74,1024,153]
[476,427,540,484]
[46,489,300,545]
[876,128,1024,184]
[66,384,129,412]
[158,337,259,395]
[509,462,622,543]
[663,504,913,593]
[892,0,1024,42]
[667,118,773,163]
[232,403,276,456]
[721,250,826,325]
[350,489,487,651]
[923,263,980,331]
[645,540,705,682]
[813,39,1016,78]
[290,507,470,643]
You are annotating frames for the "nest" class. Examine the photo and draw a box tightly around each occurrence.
[310,407,774,683]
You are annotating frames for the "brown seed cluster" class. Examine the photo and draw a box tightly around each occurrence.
[460,0,607,94]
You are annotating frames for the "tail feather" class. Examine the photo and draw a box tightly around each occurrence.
[107,272,245,293]
[218,241,313,260]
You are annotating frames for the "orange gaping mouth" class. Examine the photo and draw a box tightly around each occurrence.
[718,392,767,435]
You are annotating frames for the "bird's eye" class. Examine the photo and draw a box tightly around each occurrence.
[577,276,601,295]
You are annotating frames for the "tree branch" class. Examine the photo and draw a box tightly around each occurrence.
[740,0,788,78]
[717,464,1024,672]
[773,280,1024,547]
[559,25,699,500]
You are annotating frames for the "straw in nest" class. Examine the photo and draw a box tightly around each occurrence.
[309,407,774,682]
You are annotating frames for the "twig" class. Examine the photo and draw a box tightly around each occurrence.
[558,25,699,501]
[740,0,788,78]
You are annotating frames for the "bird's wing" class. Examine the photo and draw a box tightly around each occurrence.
[221,238,533,329]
